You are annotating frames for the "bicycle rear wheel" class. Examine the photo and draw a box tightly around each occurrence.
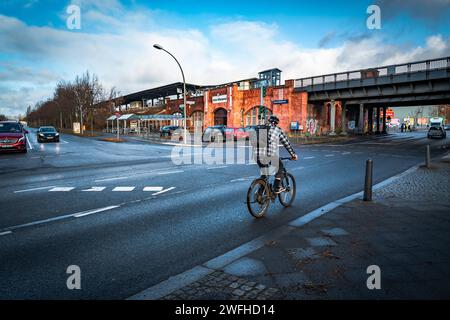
[278,173,296,207]
[247,179,271,218]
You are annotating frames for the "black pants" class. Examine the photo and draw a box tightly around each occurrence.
[257,157,284,179]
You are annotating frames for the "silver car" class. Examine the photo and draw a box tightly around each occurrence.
[427,125,447,139]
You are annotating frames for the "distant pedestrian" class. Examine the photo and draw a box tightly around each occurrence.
[408,125,411,132]
[400,124,404,133]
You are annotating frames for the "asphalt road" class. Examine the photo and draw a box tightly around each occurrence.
[0,128,448,299]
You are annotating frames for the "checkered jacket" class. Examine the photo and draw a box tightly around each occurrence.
[253,124,296,163]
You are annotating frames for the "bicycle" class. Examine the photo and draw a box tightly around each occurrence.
[246,157,297,218]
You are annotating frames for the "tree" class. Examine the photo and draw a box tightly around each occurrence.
[0,114,7,121]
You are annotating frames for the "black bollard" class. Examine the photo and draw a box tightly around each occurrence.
[364,159,373,202]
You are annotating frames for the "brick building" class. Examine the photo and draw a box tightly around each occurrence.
[113,68,346,136]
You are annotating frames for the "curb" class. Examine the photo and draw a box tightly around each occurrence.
[127,163,421,300]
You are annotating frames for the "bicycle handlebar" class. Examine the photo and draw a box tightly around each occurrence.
[280,157,293,161]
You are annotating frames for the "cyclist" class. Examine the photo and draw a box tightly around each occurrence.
[254,115,298,193]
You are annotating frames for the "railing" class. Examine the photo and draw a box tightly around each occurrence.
[294,56,450,88]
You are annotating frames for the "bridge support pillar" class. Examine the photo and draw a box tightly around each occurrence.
[329,100,336,135]
[375,106,381,134]
[368,106,373,134]
[382,106,387,134]
[341,102,347,135]
[358,104,364,134]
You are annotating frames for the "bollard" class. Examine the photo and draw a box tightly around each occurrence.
[426,145,431,168]
[364,159,373,202]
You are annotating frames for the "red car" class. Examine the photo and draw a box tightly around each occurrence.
[0,121,28,153]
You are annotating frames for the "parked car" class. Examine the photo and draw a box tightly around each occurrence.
[0,121,28,153]
[202,125,227,142]
[37,126,60,143]
[444,124,450,131]
[427,125,446,139]
[160,126,182,138]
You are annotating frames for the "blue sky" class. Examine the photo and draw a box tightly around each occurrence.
[0,0,449,116]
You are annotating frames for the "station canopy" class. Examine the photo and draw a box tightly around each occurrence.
[120,82,205,105]
[107,114,184,121]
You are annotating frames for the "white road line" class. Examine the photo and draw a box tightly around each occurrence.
[231,178,248,183]
[143,187,164,192]
[82,187,107,192]
[342,152,351,155]
[152,187,176,196]
[60,139,69,144]
[49,187,75,192]
[157,170,184,175]
[0,231,12,236]
[14,186,56,193]
[207,166,228,170]
[74,205,120,218]
[95,176,129,182]
[26,136,33,150]
[325,154,335,157]
[112,187,135,192]
[303,156,315,160]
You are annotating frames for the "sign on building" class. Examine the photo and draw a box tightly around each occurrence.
[212,94,227,104]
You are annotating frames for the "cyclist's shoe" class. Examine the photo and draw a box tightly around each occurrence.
[273,179,286,194]
[274,186,286,194]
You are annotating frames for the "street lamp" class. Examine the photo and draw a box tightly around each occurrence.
[153,44,187,144]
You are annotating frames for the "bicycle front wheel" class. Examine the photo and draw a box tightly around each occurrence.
[246,179,271,218]
[278,173,296,207]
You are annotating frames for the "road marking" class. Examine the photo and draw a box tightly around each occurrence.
[231,178,248,182]
[74,205,120,218]
[82,187,107,192]
[325,154,335,157]
[303,156,315,160]
[0,231,12,236]
[14,186,56,193]
[60,139,69,144]
[152,187,176,196]
[26,136,33,150]
[49,187,75,192]
[207,166,228,170]
[157,170,184,175]
[143,187,164,192]
[95,176,128,182]
[342,152,351,155]
[112,187,135,192]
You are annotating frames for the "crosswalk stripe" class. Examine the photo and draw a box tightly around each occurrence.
[112,187,136,192]
[143,187,164,192]
[49,187,75,192]
[82,187,107,192]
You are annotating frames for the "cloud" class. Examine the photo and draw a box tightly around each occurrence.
[0,5,449,117]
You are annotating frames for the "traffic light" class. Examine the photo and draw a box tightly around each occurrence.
[179,105,185,114]
[262,87,267,97]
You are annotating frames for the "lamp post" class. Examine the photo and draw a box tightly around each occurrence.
[153,44,187,144]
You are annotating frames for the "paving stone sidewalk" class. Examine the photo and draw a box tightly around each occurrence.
[163,158,450,300]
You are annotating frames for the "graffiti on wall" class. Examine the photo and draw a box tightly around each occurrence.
[306,119,319,135]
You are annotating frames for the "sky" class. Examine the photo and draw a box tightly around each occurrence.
[0,0,449,117]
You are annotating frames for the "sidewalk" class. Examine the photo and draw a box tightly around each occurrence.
[153,156,450,300]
